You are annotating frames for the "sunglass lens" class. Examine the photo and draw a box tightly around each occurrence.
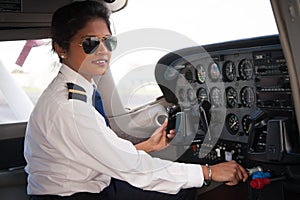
[82,37,100,54]
[104,36,117,51]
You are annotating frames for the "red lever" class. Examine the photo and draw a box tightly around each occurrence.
[250,178,270,189]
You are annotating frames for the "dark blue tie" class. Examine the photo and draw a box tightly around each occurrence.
[92,89,110,127]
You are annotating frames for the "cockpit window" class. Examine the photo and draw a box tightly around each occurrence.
[0,0,279,121]
[0,39,59,124]
[109,0,278,109]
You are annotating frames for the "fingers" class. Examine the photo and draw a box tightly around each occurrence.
[212,160,248,186]
[231,161,248,183]
[156,118,167,132]
[230,161,248,184]
[157,119,168,134]
[238,164,249,182]
[225,181,237,186]
[162,118,168,127]
[162,118,176,140]
[167,129,175,139]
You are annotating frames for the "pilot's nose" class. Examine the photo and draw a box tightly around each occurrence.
[95,41,109,54]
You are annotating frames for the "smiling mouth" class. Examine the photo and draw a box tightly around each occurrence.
[92,59,108,66]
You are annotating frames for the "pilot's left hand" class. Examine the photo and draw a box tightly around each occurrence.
[135,119,175,153]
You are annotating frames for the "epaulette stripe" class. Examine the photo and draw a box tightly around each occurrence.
[68,92,87,102]
[68,89,86,96]
[67,82,87,102]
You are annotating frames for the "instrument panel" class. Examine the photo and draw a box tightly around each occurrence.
[160,49,258,143]
[155,35,299,165]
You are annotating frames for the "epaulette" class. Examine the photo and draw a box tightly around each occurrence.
[67,82,87,102]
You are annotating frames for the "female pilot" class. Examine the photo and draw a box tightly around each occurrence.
[24,1,248,199]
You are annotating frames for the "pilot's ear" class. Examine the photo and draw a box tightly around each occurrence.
[53,42,66,59]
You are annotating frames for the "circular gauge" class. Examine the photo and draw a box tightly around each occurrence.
[210,87,222,107]
[226,87,238,108]
[197,88,208,102]
[178,88,186,102]
[240,86,255,107]
[223,61,236,82]
[208,62,221,81]
[226,113,240,135]
[242,115,252,136]
[187,88,196,102]
[238,59,253,80]
[196,65,206,83]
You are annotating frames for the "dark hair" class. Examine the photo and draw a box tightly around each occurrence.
[51,0,111,53]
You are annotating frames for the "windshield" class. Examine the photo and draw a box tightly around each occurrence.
[0,0,279,124]
[109,0,278,109]
[113,0,277,45]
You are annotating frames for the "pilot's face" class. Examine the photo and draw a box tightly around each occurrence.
[64,18,112,82]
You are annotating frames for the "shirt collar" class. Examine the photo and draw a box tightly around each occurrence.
[59,64,94,102]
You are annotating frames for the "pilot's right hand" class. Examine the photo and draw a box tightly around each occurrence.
[202,160,248,186]
[135,118,175,153]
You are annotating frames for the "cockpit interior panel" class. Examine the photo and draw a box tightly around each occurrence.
[155,35,300,187]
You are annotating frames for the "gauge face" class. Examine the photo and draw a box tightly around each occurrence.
[210,87,222,107]
[208,62,221,81]
[226,87,238,108]
[223,61,236,82]
[226,113,240,135]
[242,115,252,136]
[196,65,206,83]
[197,88,208,102]
[240,86,255,107]
[187,88,196,102]
[238,59,253,80]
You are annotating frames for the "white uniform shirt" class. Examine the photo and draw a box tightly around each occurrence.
[24,64,204,196]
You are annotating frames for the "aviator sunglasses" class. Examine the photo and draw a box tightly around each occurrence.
[78,35,117,54]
